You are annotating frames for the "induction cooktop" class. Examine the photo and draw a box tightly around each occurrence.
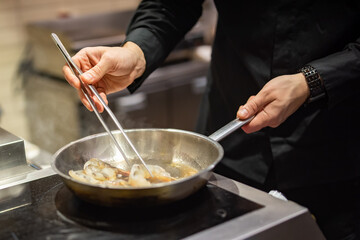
[0,174,262,240]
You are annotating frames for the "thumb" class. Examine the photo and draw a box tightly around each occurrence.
[237,96,260,119]
[80,59,111,85]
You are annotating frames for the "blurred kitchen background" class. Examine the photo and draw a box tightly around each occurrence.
[0,0,216,154]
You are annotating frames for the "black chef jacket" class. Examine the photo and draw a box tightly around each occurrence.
[124,0,360,190]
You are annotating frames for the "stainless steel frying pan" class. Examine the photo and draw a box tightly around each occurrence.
[52,117,253,207]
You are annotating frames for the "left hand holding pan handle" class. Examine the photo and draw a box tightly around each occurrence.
[237,73,310,133]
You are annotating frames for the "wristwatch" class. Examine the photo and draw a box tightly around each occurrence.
[299,65,326,104]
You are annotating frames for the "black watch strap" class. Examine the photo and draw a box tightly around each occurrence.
[299,65,326,104]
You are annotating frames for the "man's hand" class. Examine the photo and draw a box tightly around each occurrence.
[237,73,310,133]
[63,41,146,112]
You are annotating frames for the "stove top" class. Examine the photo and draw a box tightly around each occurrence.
[0,175,263,240]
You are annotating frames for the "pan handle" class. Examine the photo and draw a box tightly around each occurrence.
[208,116,254,142]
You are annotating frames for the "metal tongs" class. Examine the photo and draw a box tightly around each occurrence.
[51,33,153,177]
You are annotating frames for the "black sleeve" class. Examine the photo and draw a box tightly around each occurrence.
[124,0,205,93]
[309,36,360,109]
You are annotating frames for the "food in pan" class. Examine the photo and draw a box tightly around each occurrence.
[69,158,198,187]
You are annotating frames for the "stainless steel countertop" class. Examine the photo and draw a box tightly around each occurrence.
[189,174,325,239]
[0,140,56,190]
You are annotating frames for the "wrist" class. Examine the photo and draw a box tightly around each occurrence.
[122,41,146,78]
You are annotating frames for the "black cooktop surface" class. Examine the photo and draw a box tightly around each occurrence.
[0,175,263,240]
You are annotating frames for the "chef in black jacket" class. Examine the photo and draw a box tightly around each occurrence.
[63,0,360,238]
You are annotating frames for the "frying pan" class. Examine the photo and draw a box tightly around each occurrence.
[52,117,253,207]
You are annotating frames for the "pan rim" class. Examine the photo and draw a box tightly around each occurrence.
[51,128,224,190]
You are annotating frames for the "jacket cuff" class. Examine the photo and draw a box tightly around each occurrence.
[308,43,360,109]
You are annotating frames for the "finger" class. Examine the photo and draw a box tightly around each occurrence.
[77,89,93,112]
[63,65,81,89]
[80,57,112,85]
[98,89,109,106]
[90,95,104,113]
[91,87,108,113]
[237,95,261,119]
[241,111,269,133]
